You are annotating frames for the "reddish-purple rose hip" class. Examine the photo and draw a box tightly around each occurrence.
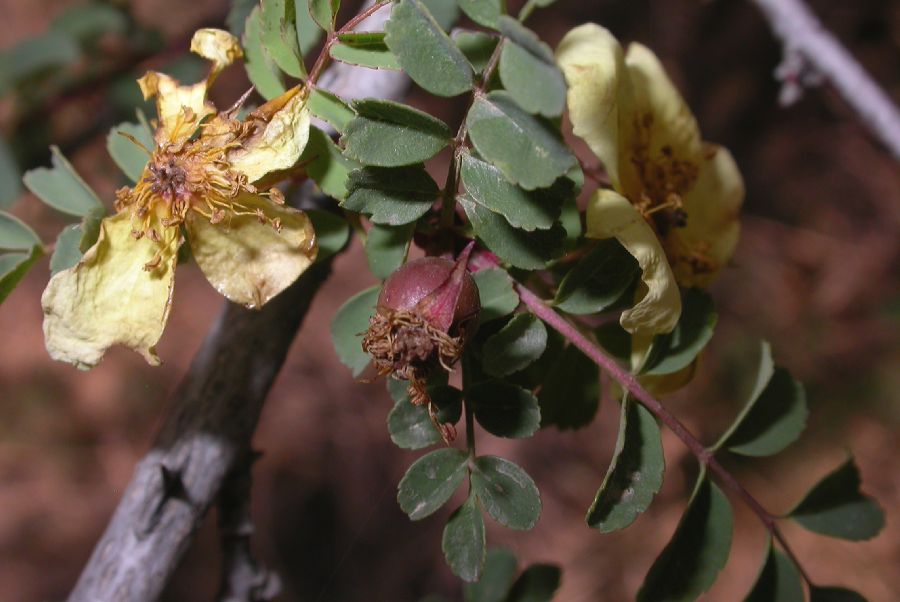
[362,244,481,442]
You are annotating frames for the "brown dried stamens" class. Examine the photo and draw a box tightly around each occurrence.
[362,309,463,443]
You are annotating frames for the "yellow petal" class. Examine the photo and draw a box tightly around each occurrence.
[186,194,317,308]
[227,86,311,184]
[624,42,703,164]
[664,145,743,287]
[556,23,632,188]
[138,73,213,145]
[190,28,243,75]
[586,189,681,336]
[41,213,181,369]
[138,29,242,146]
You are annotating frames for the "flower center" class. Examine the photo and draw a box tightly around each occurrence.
[629,113,698,237]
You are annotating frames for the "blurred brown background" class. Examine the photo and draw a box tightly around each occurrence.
[1,0,899,600]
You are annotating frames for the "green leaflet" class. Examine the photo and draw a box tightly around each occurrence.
[586,397,664,531]
[465,92,575,190]
[330,285,380,377]
[398,448,468,520]
[637,472,733,602]
[384,0,474,97]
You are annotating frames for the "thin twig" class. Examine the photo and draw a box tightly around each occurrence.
[515,283,814,585]
[749,0,900,159]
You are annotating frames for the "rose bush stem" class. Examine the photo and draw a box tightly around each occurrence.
[515,283,814,585]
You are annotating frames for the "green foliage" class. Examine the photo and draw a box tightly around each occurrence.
[460,154,565,231]
[471,455,541,530]
[23,146,103,217]
[638,474,733,602]
[471,268,519,323]
[715,342,808,457]
[453,31,498,74]
[343,166,439,225]
[788,457,884,541]
[459,0,503,29]
[0,211,44,304]
[465,92,575,190]
[460,196,565,269]
[106,116,154,183]
[365,222,415,279]
[465,548,518,602]
[443,493,486,582]
[467,380,541,438]
[330,32,400,70]
[554,238,639,315]
[342,99,451,167]
[302,126,358,200]
[744,542,804,602]
[307,88,355,132]
[261,0,305,78]
[587,397,664,532]
[496,17,566,117]
[481,313,547,376]
[641,288,717,375]
[398,448,468,520]
[242,6,286,100]
[387,380,462,449]
[309,0,340,31]
[385,0,474,97]
[330,285,380,377]
[307,209,350,262]
[48,208,103,275]
[536,343,599,429]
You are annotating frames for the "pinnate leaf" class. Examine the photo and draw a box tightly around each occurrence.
[385,0,474,97]
[464,548,518,602]
[330,285,379,377]
[398,448,468,520]
[342,99,451,167]
[788,457,884,541]
[471,456,541,530]
[744,542,804,602]
[366,222,415,279]
[482,313,547,377]
[642,288,717,375]
[472,268,519,323]
[468,380,541,439]
[460,196,564,269]
[343,166,438,225]
[460,154,565,231]
[507,564,562,602]
[466,92,575,190]
[554,238,639,315]
[23,146,103,217]
[587,397,663,531]
[107,117,154,182]
[717,344,807,457]
[443,492,486,582]
[637,473,733,602]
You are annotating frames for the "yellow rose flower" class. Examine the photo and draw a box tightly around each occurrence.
[41,28,317,370]
[556,24,743,343]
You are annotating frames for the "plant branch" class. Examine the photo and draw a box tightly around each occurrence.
[307,0,392,85]
[748,0,900,159]
[514,283,814,585]
[216,451,281,602]
[66,14,412,598]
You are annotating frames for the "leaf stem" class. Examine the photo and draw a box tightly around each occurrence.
[514,283,815,585]
[440,39,505,228]
[307,1,390,86]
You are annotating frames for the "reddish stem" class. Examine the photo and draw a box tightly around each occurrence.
[307,1,390,85]
[514,283,814,585]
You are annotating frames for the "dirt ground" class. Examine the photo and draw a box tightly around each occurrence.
[1,0,899,601]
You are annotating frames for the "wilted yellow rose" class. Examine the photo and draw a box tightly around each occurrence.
[42,28,317,369]
[556,24,743,344]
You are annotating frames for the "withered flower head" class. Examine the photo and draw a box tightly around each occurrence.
[41,29,317,370]
[363,244,481,442]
